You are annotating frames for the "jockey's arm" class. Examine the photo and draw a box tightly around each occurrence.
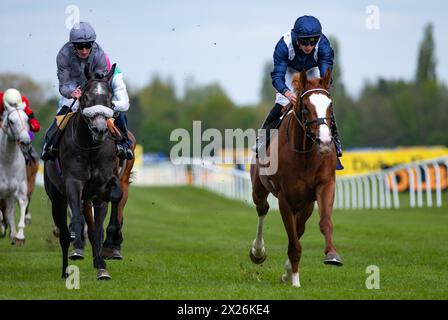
[56,51,78,99]
[21,95,40,132]
[111,71,130,113]
[271,40,290,96]
[317,36,334,82]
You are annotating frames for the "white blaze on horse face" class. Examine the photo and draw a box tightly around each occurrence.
[309,93,332,144]
[92,82,107,95]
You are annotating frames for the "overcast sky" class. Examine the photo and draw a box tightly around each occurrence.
[1,0,447,105]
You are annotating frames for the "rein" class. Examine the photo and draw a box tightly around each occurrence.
[69,79,119,151]
[70,112,104,151]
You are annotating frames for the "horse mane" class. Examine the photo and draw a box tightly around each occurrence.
[292,69,332,98]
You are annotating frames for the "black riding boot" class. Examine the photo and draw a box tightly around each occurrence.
[114,112,134,160]
[116,131,134,160]
[41,106,69,161]
[254,103,283,152]
[330,112,344,170]
[330,112,343,158]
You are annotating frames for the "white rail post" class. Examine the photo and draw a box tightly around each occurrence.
[370,175,378,209]
[423,164,432,208]
[415,166,423,208]
[407,167,416,208]
[389,172,400,208]
[357,177,364,209]
[351,179,358,209]
[344,180,351,209]
[363,176,371,209]
[378,173,385,209]
[433,162,442,207]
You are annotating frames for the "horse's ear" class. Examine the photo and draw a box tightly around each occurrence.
[292,69,307,94]
[105,63,116,82]
[85,63,92,81]
[321,68,332,90]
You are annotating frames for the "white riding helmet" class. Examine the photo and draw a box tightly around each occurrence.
[3,88,23,109]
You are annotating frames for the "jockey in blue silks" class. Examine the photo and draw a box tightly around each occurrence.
[255,15,343,163]
[41,22,133,161]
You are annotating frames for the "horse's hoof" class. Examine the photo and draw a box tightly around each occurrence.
[280,273,291,283]
[249,248,266,264]
[101,247,123,260]
[13,237,25,246]
[69,249,84,260]
[97,269,111,280]
[110,249,123,260]
[324,252,343,266]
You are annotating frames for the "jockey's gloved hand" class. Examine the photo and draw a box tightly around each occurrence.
[111,103,119,118]
[29,117,40,132]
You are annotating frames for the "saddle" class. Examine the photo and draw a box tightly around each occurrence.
[55,112,77,130]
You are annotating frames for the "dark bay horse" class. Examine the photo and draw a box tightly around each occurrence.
[250,69,342,287]
[44,64,123,279]
[76,131,136,260]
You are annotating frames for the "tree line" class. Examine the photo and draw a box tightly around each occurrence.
[1,23,446,156]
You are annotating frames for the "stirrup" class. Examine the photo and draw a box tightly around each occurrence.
[41,147,57,161]
[125,148,134,160]
[336,158,344,170]
[117,144,133,160]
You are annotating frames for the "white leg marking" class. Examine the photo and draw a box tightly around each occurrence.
[251,215,266,257]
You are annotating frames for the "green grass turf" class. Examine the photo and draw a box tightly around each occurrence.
[0,186,447,299]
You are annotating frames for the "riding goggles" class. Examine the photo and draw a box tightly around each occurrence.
[73,42,93,50]
[298,37,320,46]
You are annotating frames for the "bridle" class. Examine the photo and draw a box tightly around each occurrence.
[0,107,29,142]
[287,88,332,153]
[71,79,114,151]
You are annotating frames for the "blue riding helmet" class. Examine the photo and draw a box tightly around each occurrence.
[293,15,322,39]
[69,21,96,43]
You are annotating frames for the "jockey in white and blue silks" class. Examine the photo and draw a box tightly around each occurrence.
[256,15,343,162]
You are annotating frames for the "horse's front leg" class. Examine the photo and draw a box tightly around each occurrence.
[102,177,123,260]
[89,201,110,280]
[14,184,29,245]
[278,194,301,287]
[316,182,343,266]
[249,168,270,264]
[4,198,17,244]
[65,179,85,259]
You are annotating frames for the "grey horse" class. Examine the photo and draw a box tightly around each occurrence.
[0,100,31,245]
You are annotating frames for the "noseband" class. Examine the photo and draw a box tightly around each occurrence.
[71,79,114,151]
[288,88,332,153]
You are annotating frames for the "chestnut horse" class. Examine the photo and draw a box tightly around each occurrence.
[101,131,136,259]
[250,69,342,288]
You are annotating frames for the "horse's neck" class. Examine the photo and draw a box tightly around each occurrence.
[73,113,93,147]
[287,113,310,152]
[0,130,22,167]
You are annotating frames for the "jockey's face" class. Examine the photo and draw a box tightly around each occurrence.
[299,43,316,55]
[76,47,92,59]
[74,42,93,59]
